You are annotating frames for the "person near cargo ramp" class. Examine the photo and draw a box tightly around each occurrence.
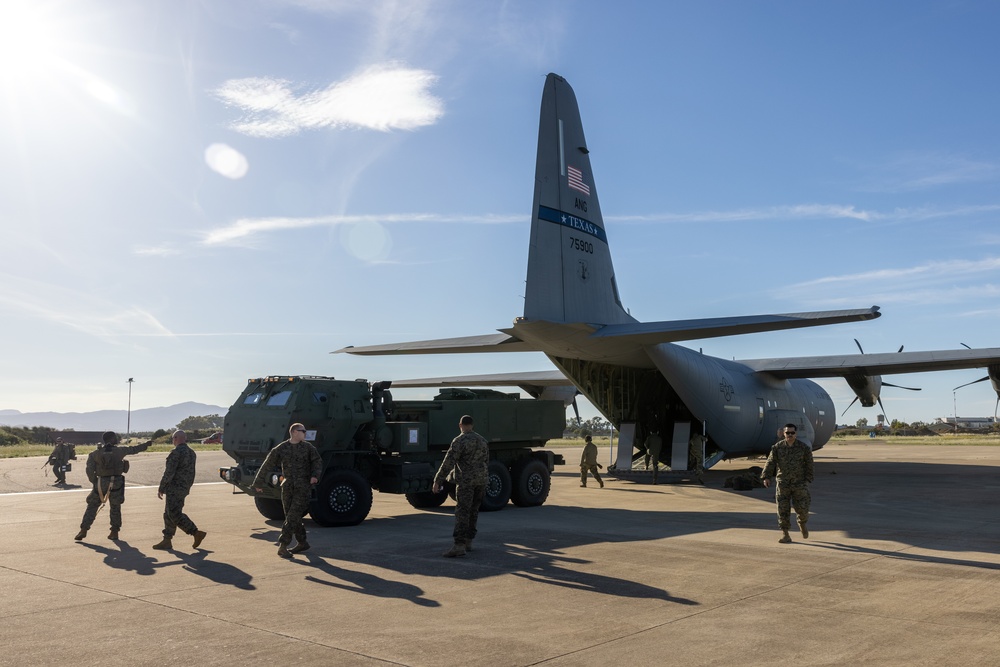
[153,430,207,551]
[761,423,814,544]
[432,415,489,558]
[580,435,604,488]
[253,423,322,558]
[74,431,151,541]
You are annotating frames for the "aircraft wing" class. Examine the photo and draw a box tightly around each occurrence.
[389,370,569,389]
[741,347,1000,379]
[334,333,537,356]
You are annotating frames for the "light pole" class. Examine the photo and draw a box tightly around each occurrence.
[953,390,958,434]
[127,378,134,436]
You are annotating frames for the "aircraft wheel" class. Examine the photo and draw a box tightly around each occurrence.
[480,460,512,512]
[254,496,285,520]
[310,469,373,527]
[510,458,550,507]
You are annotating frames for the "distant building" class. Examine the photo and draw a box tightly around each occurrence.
[934,417,997,430]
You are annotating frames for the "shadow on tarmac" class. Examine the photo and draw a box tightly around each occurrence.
[77,539,256,589]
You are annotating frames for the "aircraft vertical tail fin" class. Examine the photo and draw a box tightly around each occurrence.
[523,74,634,326]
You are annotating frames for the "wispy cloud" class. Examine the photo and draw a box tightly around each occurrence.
[609,203,1000,225]
[854,152,1000,193]
[201,213,522,246]
[0,275,174,341]
[212,64,444,138]
[775,258,1000,306]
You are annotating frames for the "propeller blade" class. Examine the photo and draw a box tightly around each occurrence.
[854,338,865,354]
[897,345,904,353]
[877,397,889,424]
[953,376,990,391]
[572,397,581,424]
[841,395,859,417]
[961,343,972,349]
[882,382,921,392]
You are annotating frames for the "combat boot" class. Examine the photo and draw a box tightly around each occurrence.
[289,541,311,554]
[152,537,172,550]
[277,544,292,558]
[798,522,809,539]
[778,530,792,544]
[464,538,473,552]
[580,483,587,488]
[74,529,87,541]
[108,529,119,541]
[192,530,207,548]
[442,542,467,558]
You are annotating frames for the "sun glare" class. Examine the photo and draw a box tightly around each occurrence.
[0,2,65,83]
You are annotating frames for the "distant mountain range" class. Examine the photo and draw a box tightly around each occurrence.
[0,402,228,432]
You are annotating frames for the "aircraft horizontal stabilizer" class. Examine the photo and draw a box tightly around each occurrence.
[742,346,1000,379]
[591,306,881,344]
[334,333,537,356]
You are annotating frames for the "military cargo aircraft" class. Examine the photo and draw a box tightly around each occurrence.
[338,73,1000,467]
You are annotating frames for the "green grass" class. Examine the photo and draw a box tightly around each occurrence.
[0,439,225,459]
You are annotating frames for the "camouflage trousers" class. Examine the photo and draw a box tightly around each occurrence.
[81,476,125,530]
[580,465,603,485]
[51,463,67,484]
[774,481,811,530]
[162,492,198,538]
[453,484,485,541]
[279,483,311,546]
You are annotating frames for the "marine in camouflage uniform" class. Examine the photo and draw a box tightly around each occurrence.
[153,430,206,551]
[47,437,76,486]
[580,435,604,488]
[689,433,707,484]
[252,423,322,558]
[643,431,663,484]
[75,431,151,541]
[761,423,814,543]
[433,415,489,557]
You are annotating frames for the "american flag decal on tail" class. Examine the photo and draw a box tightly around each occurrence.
[567,165,591,195]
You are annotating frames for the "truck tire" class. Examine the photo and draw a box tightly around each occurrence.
[255,496,285,520]
[510,458,550,507]
[480,460,512,512]
[405,488,449,509]
[310,469,374,527]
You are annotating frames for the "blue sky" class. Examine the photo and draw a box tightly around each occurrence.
[1,0,999,425]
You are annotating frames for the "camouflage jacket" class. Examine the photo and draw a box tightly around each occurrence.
[580,442,600,467]
[435,431,489,488]
[48,442,76,465]
[761,439,814,486]
[86,441,151,482]
[158,442,197,496]
[252,439,322,489]
[644,434,663,457]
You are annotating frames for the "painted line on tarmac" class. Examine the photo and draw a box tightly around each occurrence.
[0,482,230,497]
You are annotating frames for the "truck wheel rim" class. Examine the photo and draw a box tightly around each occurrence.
[329,485,356,511]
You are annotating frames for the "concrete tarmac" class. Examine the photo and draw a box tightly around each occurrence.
[2,443,999,666]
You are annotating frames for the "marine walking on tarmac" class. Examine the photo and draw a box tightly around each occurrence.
[252,422,322,558]
[153,430,207,551]
[433,414,489,557]
[580,435,604,488]
[47,437,76,487]
[761,423,814,543]
[75,431,151,541]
